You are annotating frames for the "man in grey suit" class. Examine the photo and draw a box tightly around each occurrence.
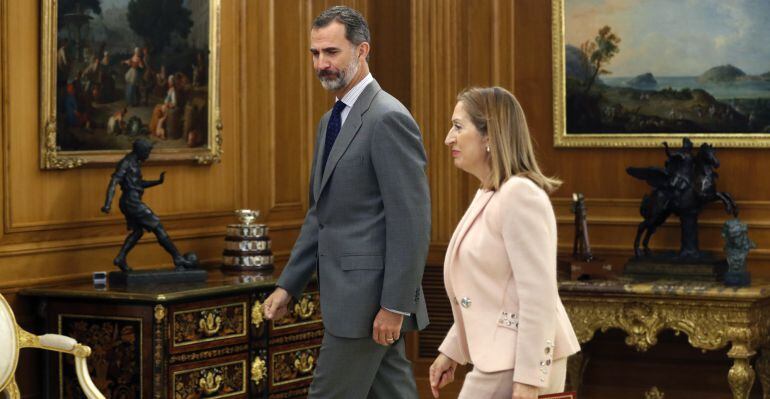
[262,6,431,399]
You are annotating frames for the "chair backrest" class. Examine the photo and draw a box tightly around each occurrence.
[0,294,19,391]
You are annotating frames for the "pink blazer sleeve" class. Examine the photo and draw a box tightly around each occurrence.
[501,179,559,387]
[438,322,469,365]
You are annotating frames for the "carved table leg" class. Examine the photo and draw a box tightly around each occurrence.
[757,347,770,399]
[727,327,758,399]
[729,357,755,399]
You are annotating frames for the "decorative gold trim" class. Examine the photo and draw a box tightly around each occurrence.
[198,309,224,336]
[154,304,167,399]
[39,0,223,169]
[172,302,247,347]
[252,300,264,329]
[268,329,324,346]
[58,314,143,398]
[294,296,315,320]
[271,343,321,387]
[551,0,770,148]
[171,360,247,399]
[2,378,19,399]
[0,294,19,391]
[16,328,40,349]
[169,344,249,364]
[566,298,739,352]
[199,369,224,395]
[251,356,267,385]
[644,386,665,399]
[272,291,322,330]
[154,304,166,322]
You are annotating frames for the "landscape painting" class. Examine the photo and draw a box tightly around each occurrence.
[553,0,770,147]
[40,0,221,169]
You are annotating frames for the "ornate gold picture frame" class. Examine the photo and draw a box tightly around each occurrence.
[40,0,222,169]
[552,0,770,147]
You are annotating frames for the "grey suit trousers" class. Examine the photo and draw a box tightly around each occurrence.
[308,331,419,399]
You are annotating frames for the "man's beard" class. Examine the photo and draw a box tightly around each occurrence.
[317,56,359,92]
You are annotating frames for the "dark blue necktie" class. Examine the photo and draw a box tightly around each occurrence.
[321,101,347,174]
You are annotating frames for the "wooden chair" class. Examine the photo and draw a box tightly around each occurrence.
[0,293,104,399]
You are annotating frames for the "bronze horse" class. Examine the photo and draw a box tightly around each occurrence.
[627,138,737,259]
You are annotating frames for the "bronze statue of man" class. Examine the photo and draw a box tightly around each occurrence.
[101,139,197,272]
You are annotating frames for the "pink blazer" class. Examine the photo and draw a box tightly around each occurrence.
[438,176,580,388]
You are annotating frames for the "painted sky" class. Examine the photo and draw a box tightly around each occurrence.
[566,0,770,77]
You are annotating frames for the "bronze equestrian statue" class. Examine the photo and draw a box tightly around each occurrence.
[627,138,737,259]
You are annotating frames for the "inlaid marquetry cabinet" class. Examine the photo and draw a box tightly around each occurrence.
[21,270,323,399]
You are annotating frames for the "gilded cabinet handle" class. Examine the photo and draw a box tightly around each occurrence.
[198,370,223,395]
[251,356,267,385]
[293,350,315,374]
[252,300,264,329]
[198,310,223,337]
[294,296,316,320]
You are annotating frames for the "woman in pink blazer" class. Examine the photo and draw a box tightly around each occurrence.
[429,87,580,399]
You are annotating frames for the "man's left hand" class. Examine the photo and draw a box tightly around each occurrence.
[372,308,403,346]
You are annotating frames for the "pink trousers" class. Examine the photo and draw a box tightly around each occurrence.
[458,358,567,398]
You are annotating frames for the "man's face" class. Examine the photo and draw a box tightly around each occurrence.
[310,22,360,92]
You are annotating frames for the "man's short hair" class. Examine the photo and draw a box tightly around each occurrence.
[312,6,370,46]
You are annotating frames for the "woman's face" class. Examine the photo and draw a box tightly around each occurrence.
[445,101,489,177]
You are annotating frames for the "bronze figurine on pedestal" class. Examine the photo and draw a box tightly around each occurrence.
[557,193,614,280]
[101,139,204,285]
[625,138,737,280]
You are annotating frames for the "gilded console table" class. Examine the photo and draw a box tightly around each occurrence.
[559,278,770,399]
[21,270,322,399]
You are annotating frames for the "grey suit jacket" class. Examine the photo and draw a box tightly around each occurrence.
[277,80,431,339]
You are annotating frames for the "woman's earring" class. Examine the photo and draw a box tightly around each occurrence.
[486,146,490,153]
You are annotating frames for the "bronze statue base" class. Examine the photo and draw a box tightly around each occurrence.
[724,270,751,287]
[108,268,208,287]
[623,252,727,282]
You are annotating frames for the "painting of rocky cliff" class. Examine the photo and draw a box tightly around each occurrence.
[553,0,770,147]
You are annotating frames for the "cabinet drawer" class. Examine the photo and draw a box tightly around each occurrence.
[171,297,249,353]
[268,338,322,392]
[269,291,322,335]
[169,353,248,399]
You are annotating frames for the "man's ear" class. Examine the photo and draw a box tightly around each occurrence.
[358,42,370,60]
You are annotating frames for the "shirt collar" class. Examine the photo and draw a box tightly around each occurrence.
[337,73,374,108]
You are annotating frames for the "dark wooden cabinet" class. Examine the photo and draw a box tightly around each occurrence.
[21,270,322,399]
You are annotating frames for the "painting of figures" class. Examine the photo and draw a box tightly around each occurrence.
[553,0,770,147]
[41,0,221,168]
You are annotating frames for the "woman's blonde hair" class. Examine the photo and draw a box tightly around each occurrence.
[457,86,561,193]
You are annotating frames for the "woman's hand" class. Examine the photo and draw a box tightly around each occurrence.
[429,353,458,398]
[512,382,539,399]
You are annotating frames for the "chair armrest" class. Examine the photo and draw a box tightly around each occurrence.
[38,334,77,352]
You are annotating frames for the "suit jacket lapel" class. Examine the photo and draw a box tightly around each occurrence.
[317,80,381,197]
[450,190,495,261]
[313,113,330,201]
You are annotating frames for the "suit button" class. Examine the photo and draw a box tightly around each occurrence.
[460,297,471,308]
[319,224,325,230]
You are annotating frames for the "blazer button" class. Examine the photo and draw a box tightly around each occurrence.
[319,224,325,230]
[460,297,472,308]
